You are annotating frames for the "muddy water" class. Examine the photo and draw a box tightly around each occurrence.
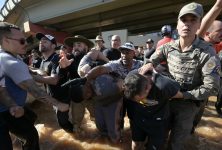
[13,97,222,150]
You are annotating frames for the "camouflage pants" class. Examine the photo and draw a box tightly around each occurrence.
[168,100,199,150]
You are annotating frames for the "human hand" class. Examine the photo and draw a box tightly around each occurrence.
[59,51,74,68]
[171,91,184,99]
[138,63,154,75]
[9,106,24,118]
[80,64,91,76]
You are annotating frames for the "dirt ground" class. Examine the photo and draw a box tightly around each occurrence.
[12,97,222,150]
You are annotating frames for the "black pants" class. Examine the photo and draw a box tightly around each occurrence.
[0,109,39,150]
[56,97,73,132]
[216,78,222,111]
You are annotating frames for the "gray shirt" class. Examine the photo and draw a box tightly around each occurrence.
[104,59,143,79]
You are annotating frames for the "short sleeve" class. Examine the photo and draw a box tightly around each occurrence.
[153,73,180,99]
[0,53,32,84]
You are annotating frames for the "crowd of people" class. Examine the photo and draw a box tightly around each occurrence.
[1,1,222,150]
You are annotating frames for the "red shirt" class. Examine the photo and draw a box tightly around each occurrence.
[214,42,222,54]
[156,37,174,49]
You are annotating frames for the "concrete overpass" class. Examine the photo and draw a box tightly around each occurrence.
[0,0,219,40]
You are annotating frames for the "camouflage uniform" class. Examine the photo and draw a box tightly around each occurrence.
[150,37,220,150]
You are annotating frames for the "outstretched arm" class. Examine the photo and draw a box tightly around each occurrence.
[18,79,69,112]
[197,0,222,37]
[85,66,110,81]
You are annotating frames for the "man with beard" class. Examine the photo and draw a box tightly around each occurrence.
[59,35,95,133]
[103,35,121,60]
[81,42,143,143]
[31,33,73,133]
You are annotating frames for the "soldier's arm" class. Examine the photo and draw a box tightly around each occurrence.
[182,54,220,100]
[18,79,68,111]
[140,45,167,75]
[147,45,167,66]
[197,0,222,38]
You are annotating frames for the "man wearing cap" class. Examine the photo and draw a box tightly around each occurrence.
[92,35,107,52]
[82,42,143,143]
[103,35,121,61]
[141,2,220,150]
[144,38,155,60]
[59,35,95,133]
[0,22,68,150]
[31,33,73,133]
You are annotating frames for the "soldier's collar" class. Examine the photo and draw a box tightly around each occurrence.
[172,36,201,50]
[171,39,180,49]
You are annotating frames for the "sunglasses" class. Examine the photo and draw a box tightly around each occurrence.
[6,37,26,45]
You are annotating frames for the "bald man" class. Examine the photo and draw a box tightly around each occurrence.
[204,20,222,45]
[103,35,121,60]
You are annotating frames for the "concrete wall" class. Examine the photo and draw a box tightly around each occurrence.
[90,29,162,48]
[26,0,113,23]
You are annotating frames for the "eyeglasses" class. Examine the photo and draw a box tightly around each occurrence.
[6,37,26,45]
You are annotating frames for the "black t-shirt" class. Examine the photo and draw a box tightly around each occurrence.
[40,53,68,101]
[32,57,42,68]
[59,53,84,81]
[126,73,180,121]
[103,48,121,60]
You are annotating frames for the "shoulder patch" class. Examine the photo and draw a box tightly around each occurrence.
[207,61,216,70]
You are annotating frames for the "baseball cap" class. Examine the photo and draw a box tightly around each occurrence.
[36,33,57,46]
[146,38,154,44]
[178,2,203,19]
[119,42,135,51]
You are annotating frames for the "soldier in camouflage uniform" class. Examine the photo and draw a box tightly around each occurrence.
[143,2,220,150]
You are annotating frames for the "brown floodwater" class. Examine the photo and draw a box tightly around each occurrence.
[12,96,222,150]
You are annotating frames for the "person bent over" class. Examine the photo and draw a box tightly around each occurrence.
[124,71,181,150]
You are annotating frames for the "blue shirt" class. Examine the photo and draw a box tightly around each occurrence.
[0,50,32,112]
